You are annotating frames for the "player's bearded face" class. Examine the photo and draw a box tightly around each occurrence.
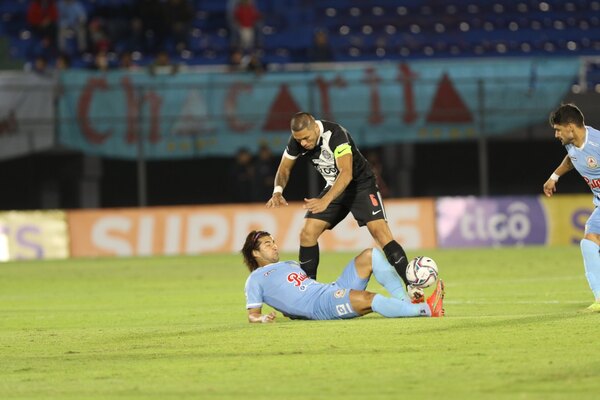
[553,124,573,145]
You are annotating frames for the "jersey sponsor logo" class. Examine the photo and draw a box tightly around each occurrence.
[334,289,347,298]
[372,210,382,215]
[287,272,309,287]
[583,176,600,189]
[263,269,276,277]
[587,156,598,169]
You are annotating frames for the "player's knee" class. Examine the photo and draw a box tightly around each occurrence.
[354,249,373,278]
[350,290,375,315]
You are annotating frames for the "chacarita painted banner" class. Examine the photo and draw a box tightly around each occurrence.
[57,58,579,159]
[0,72,56,160]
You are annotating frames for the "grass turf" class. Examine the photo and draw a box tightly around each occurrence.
[1,246,599,399]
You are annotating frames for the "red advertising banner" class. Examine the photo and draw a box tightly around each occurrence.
[67,199,436,258]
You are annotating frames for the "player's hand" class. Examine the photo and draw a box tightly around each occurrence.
[543,179,557,197]
[303,197,330,214]
[261,312,276,323]
[408,285,425,304]
[266,193,288,208]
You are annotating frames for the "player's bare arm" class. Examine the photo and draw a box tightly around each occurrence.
[543,155,574,197]
[248,308,276,323]
[304,153,353,214]
[266,156,296,208]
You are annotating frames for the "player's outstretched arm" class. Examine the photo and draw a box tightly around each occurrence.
[266,156,295,208]
[248,308,276,323]
[543,155,574,197]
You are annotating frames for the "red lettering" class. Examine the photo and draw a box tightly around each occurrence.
[287,272,308,287]
[121,76,139,144]
[315,75,347,121]
[225,82,254,132]
[583,176,600,189]
[397,63,418,124]
[362,67,384,125]
[143,92,162,143]
[78,77,112,144]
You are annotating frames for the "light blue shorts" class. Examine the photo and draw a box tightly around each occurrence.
[311,258,370,320]
[585,207,600,235]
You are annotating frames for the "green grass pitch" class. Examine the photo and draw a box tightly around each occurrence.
[1,246,599,399]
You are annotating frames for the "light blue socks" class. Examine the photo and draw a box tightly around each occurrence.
[371,248,430,317]
[580,239,600,300]
[371,248,407,299]
[372,294,430,317]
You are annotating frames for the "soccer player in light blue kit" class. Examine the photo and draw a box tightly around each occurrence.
[544,103,600,312]
[241,230,444,323]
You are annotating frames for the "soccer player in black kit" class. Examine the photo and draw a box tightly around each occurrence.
[266,112,417,296]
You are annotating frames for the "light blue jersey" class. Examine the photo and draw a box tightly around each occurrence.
[566,126,600,208]
[244,260,369,320]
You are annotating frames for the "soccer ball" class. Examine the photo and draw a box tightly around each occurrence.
[406,256,439,288]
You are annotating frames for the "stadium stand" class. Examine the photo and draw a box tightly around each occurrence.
[0,0,598,90]
[1,0,599,69]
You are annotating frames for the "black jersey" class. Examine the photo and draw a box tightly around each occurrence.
[284,120,375,189]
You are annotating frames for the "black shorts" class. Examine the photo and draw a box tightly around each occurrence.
[306,181,387,229]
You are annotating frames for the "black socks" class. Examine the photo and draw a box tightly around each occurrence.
[299,244,320,279]
[382,240,409,286]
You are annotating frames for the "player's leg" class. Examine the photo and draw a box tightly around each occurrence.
[349,290,431,318]
[581,210,600,311]
[347,185,411,285]
[370,247,408,300]
[300,190,347,279]
[333,249,371,290]
[299,218,328,279]
[366,219,410,286]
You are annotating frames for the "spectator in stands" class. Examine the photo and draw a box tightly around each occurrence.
[27,0,58,52]
[88,17,111,54]
[229,148,255,203]
[55,52,71,70]
[24,55,53,77]
[165,0,193,52]
[228,48,245,72]
[253,144,277,201]
[308,30,334,62]
[118,51,140,71]
[90,49,112,72]
[245,51,266,75]
[233,0,261,51]
[148,50,181,75]
[57,0,87,54]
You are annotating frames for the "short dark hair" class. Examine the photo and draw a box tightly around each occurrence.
[241,230,270,272]
[290,112,314,132]
[549,103,584,128]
